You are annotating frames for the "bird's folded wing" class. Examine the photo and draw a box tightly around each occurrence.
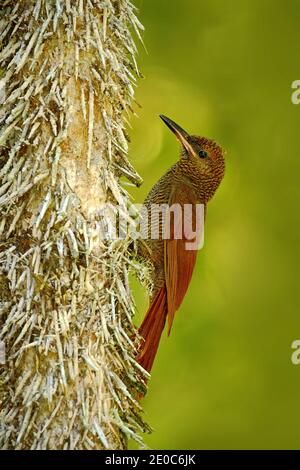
[164,184,204,334]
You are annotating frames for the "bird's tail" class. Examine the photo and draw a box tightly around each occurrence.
[136,286,167,372]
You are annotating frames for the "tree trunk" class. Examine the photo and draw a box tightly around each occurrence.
[0,0,147,450]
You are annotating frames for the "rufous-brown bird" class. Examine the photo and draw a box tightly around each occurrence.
[136,115,225,372]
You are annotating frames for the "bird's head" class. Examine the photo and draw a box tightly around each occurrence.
[160,114,225,200]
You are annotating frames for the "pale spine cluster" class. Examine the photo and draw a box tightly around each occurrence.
[0,0,148,450]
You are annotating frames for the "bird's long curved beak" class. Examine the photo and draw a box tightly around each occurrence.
[159,114,196,156]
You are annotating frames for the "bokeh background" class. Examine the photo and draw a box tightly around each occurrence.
[128,0,300,449]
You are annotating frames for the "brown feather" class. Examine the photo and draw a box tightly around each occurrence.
[137,287,167,372]
[136,126,225,374]
[165,184,200,334]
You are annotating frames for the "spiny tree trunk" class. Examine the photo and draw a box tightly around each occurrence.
[0,0,148,450]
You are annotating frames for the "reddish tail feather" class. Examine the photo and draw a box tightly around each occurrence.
[136,287,167,372]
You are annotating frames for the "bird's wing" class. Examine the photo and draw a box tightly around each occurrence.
[164,184,204,334]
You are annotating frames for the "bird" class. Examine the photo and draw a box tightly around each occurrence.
[136,115,225,373]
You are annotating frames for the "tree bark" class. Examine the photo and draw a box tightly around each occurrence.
[0,0,147,450]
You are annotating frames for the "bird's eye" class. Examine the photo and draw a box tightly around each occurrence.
[198,150,208,158]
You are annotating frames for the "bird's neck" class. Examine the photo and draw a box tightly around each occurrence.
[173,161,213,203]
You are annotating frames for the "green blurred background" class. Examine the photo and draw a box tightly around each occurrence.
[128,0,300,449]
